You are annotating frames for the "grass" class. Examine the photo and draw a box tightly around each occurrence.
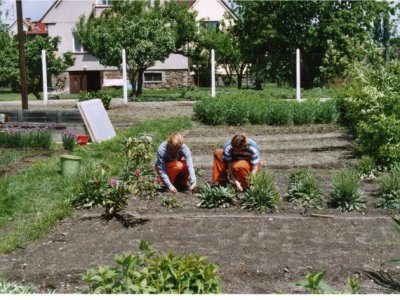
[0,116,192,254]
[0,84,337,102]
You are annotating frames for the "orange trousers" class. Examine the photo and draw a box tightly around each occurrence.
[156,160,189,188]
[212,149,261,190]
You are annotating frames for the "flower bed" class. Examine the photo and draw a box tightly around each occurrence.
[0,123,55,149]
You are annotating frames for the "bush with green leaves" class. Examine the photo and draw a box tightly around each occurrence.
[355,155,377,179]
[329,167,365,212]
[194,94,338,126]
[197,183,237,208]
[129,168,164,201]
[284,168,323,210]
[79,90,112,110]
[82,240,221,294]
[160,195,181,208]
[0,278,34,294]
[377,165,400,210]
[105,179,130,217]
[122,136,153,176]
[241,170,280,211]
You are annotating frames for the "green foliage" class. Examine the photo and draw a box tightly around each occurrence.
[197,183,237,209]
[62,129,77,151]
[82,240,221,294]
[128,168,163,201]
[105,180,130,217]
[0,125,53,149]
[79,90,112,110]
[285,168,323,210]
[291,271,361,294]
[330,167,365,212]
[0,35,74,99]
[160,195,181,208]
[377,165,400,210]
[242,170,280,211]
[0,278,34,294]
[355,155,377,178]
[122,136,153,174]
[233,1,396,88]
[194,95,338,126]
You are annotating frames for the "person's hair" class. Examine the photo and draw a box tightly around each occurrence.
[167,132,183,150]
[231,133,247,149]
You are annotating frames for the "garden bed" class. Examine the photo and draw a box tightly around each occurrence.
[0,110,398,294]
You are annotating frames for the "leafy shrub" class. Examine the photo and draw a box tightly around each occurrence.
[105,179,130,217]
[129,168,163,201]
[197,183,237,208]
[284,168,323,210]
[160,195,182,208]
[62,129,77,151]
[82,240,221,294]
[377,165,400,210]
[0,278,34,294]
[122,136,153,175]
[79,90,112,110]
[330,167,365,212]
[241,170,280,211]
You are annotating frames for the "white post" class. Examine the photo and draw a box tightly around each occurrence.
[41,49,48,105]
[296,48,301,101]
[122,49,128,104]
[211,49,216,97]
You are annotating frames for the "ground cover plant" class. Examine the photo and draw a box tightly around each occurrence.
[82,240,221,294]
[0,123,54,149]
[241,170,280,211]
[329,167,366,212]
[197,183,237,208]
[0,116,192,253]
[194,94,338,126]
[377,165,400,210]
[0,278,34,294]
[284,168,323,210]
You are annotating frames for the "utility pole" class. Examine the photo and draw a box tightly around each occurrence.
[16,0,28,109]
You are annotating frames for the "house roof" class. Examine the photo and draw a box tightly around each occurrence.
[39,0,62,22]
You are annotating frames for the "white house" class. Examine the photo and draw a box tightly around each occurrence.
[39,0,234,93]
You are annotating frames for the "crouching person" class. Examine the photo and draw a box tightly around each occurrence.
[155,132,197,193]
[213,133,262,192]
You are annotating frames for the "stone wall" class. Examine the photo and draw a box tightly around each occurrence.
[144,70,195,89]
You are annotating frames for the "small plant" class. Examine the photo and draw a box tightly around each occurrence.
[241,170,280,211]
[291,271,361,294]
[197,183,237,208]
[377,164,400,210]
[62,129,77,151]
[105,179,130,217]
[285,168,323,210]
[0,278,34,294]
[129,168,163,201]
[122,137,153,175]
[356,155,377,181]
[329,167,365,212]
[161,195,181,208]
[82,240,221,294]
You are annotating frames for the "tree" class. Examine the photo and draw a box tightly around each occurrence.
[0,34,75,99]
[192,18,247,89]
[75,0,197,97]
[232,0,399,89]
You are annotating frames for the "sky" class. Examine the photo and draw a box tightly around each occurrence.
[1,0,54,23]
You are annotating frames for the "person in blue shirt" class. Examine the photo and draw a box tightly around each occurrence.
[155,132,196,193]
[212,133,261,192]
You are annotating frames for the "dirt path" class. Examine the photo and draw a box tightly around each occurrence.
[0,101,399,294]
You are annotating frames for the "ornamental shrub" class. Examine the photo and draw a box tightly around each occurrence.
[82,240,221,294]
[377,164,400,210]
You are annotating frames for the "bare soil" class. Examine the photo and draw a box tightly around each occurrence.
[0,101,399,294]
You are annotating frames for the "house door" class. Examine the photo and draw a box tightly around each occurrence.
[69,72,87,94]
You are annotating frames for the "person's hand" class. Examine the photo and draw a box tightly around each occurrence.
[169,185,178,193]
[234,180,243,192]
[189,182,197,191]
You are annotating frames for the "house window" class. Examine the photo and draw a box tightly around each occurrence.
[200,21,220,31]
[73,33,84,53]
[144,72,162,82]
[96,0,112,5]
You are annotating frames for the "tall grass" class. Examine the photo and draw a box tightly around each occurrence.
[194,95,338,126]
[0,117,192,253]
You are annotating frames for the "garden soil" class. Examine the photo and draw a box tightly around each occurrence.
[0,100,399,294]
